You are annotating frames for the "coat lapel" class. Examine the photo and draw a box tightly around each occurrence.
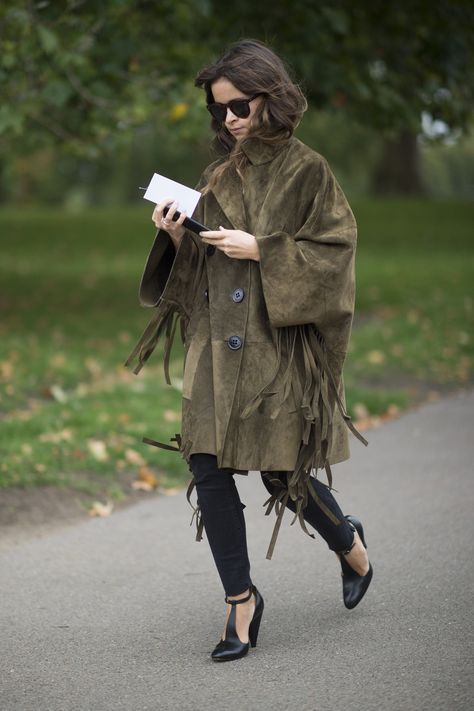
[208,135,293,233]
[210,165,248,232]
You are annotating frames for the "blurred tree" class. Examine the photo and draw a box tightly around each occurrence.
[1,1,473,196]
[206,0,474,194]
[0,0,211,158]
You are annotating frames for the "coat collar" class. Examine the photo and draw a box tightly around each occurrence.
[239,136,292,165]
[208,135,293,231]
[210,134,292,166]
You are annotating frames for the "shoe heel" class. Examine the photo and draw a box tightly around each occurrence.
[345,515,367,548]
[340,515,373,610]
[249,611,262,648]
[211,585,264,662]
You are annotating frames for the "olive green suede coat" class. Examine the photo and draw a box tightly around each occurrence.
[126,135,367,557]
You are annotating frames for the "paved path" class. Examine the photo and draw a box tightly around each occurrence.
[1,390,473,711]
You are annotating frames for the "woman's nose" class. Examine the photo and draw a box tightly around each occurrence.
[225,107,238,122]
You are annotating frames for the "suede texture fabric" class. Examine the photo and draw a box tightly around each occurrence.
[126,134,368,556]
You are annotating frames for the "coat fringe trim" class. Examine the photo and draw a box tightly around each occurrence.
[239,323,368,559]
[124,300,186,380]
[126,314,368,560]
[186,478,204,542]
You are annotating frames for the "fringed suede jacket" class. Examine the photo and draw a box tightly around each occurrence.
[126,134,368,558]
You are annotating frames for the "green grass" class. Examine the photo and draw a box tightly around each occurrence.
[350,199,473,390]
[0,200,472,493]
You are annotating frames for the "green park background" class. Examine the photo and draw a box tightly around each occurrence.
[0,1,473,510]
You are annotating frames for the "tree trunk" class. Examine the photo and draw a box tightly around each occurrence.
[372,129,426,195]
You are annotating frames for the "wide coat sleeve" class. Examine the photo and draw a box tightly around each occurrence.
[137,167,212,311]
[255,157,356,354]
[125,167,213,375]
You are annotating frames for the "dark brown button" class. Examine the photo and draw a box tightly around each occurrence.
[227,336,242,350]
[204,289,209,301]
[206,245,216,256]
[232,288,245,303]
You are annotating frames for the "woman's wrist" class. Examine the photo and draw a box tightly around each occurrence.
[252,237,261,261]
[169,231,184,250]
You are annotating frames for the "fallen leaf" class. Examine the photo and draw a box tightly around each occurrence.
[87,439,109,461]
[355,403,402,430]
[125,448,146,466]
[131,466,159,491]
[163,409,180,422]
[19,410,34,421]
[84,358,102,377]
[42,384,67,402]
[367,350,385,365]
[390,344,404,356]
[456,356,471,381]
[132,480,153,491]
[39,428,73,444]
[51,384,67,402]
[0,360,13,379]
[353,402,369,420]
[88,501,113,517]
[161,488,181,496]
[49,353,66,368]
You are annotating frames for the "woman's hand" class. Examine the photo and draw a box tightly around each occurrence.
[152,198,187,249]
[199,227,260,261]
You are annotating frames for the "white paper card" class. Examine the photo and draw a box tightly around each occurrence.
[142,173,201,216]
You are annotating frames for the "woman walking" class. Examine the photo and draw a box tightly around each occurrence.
[126,38,373,662]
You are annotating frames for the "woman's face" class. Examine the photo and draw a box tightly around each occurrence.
[210,77,262,140]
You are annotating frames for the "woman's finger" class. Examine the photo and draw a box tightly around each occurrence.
[199,230,226,240]
[165,200,178,221]
[152,197,174,225]
[156,197,174,212]
[176,210,187,225]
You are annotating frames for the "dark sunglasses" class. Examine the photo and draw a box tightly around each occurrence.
[206,93,262,122]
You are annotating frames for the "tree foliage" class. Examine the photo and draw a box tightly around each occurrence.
[207,0,474,138]
[1,0,473,158]
[0,0,211,157]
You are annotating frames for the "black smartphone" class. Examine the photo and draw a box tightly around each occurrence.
[162,205,211,236]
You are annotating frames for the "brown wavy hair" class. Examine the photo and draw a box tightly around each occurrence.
[194,38,308,195]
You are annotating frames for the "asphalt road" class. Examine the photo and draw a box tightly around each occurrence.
[1,390,473,711]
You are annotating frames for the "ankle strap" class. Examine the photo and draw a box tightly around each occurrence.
[225,586,254,605]
[340,521,357,555]
[340,538,356,556]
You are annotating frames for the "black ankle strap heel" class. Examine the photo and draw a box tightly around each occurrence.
[225,587,254,605]
[338,515,373,610]
[211,585,265,662]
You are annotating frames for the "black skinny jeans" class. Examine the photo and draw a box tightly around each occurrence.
[190,453,354,597]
